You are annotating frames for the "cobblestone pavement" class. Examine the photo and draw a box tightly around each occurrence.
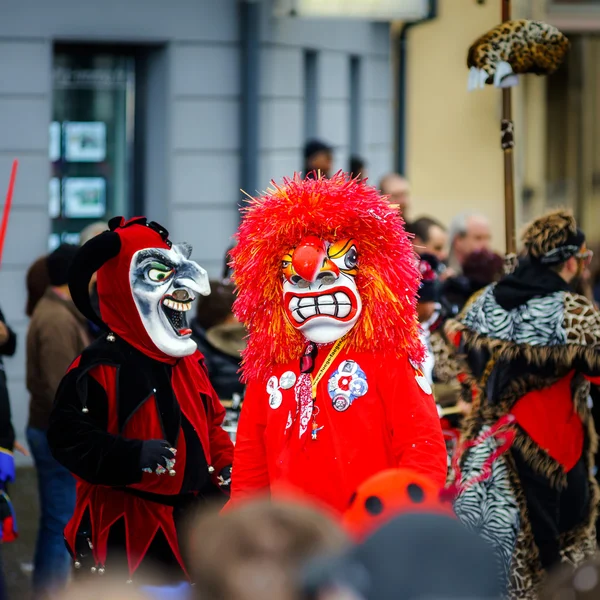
[5,467,39,600]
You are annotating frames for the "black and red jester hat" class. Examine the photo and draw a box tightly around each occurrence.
[68,216,177,363]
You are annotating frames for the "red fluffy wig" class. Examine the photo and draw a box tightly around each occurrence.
[230,172,424,382]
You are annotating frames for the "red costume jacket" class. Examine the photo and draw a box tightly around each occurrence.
[231,347,447,514]
[47,217,234,580]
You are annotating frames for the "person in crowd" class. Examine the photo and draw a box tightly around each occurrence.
[349,156,367,181]
[80,221,108,246]
[379,173,411,222]
[441,248,504,317]
[447,211,492,273]
[229,174,447,515]
[26,244,91,599]
[26,256,51,318]
[191,280,246,400]
[48,217,234,586]
[407,216,450,268]
[415,254,443,386]
[300,512,502,600]
[446,210,599,599]
[80,222,108,340]
[304,140,334,179]
[0,304,27,600]
[189,499,347,600]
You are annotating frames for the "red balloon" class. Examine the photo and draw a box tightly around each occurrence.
[342,468,455,540]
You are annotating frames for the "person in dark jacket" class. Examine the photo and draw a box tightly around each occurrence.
[191,281,245,400]
[0,307,26,600]
[441,248,504,317]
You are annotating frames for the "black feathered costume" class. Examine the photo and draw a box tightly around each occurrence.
[48,217,234,582]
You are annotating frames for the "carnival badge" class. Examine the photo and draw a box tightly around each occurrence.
[328,359,368,412]
[409,358,432,395]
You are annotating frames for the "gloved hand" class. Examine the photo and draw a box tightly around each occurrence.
[139,440,175,470]
[217,465,232,487]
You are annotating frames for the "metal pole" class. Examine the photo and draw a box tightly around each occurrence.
[239,0,261,211]
[500,0,516,255]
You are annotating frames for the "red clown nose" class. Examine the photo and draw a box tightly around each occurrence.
[292,236,327,283]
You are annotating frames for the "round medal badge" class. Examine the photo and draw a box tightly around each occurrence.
[332,394,351,412]
[279,371,297,390]
[266,376,283,409]
[269,389,283,409]
[415,375,432,395]
[348,377,368,397]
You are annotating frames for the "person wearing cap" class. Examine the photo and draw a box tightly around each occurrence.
[26,244,91,599]
[445,210,600,599]
[304,140,334,179]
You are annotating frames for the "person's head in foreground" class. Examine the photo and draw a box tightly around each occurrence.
[301,512,502,600]
[188,499,348,600]
[521,209,592,286]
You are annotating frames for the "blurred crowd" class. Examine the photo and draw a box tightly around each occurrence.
[0,138,599,600]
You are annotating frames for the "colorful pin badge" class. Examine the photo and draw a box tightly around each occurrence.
[328,360,368,412]
[266,376,283,409]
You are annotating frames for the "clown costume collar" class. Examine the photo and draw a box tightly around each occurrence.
[69,216,210,363]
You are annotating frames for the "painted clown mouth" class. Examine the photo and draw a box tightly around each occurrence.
[161,290,195,337]
[284,288,358,325]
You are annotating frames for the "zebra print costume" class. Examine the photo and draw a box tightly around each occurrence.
[446,284,600,599]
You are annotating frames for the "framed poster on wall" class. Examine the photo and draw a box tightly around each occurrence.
[64,122,107,162]
[63,177,106,218]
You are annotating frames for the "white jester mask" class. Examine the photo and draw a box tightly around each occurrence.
[130,243,211,357]
[282,236,362,344]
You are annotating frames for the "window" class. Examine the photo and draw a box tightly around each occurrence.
[50,45,136,250]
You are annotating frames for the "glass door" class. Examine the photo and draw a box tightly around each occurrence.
[50,45,136,249]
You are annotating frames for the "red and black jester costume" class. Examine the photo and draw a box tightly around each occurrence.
[48,217,234,583]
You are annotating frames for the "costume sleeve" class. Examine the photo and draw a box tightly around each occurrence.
[207,388,234,473]
[382,355,448,488]
[230,379,270,502]
[0,308,16,358]
[48,365,144,487]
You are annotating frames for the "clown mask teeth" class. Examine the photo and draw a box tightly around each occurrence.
[288,291,353,322]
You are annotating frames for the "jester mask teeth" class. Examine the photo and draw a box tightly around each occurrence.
[162,291,195,337]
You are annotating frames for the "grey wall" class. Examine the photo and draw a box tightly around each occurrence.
[0,1,394,463]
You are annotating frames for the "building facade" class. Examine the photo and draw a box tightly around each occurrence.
[398,0,600,252]
[1,0,396,460]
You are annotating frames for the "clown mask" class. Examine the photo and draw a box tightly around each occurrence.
[130,243,210,357]
[282,237,362,344]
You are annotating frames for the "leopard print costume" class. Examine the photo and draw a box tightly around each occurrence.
[446,287,600,599]
[564,293,600,346]
[467,19,569,86]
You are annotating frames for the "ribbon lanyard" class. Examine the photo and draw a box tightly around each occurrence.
[311,338,346,399]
